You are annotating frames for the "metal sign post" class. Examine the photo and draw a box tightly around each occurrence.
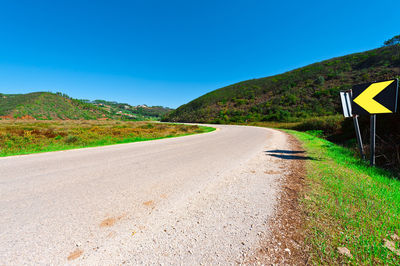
[353,115,365,160]
[370,114,376,166]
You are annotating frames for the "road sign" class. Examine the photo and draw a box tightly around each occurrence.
[352,79,398,115]
[339,90,365,159]
[340,91,352,117]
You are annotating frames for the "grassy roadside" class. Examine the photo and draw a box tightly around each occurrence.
[286,130,400,264]
[0,120,215,157]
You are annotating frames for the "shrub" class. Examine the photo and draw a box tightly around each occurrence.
[140,123,155,129]
[294,116,344,136]
[64,135,79,144]
[315,75,325,85]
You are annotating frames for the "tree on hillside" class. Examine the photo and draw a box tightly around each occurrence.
[384,35,400,58]
[384,35,400,46]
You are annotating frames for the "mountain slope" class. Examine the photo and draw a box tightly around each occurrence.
[88,99,173,120]
[163,45,400,123]
[0,92,110,120]
[0,92,173,120]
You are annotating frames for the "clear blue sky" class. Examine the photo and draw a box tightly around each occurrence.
[0,0,399,108]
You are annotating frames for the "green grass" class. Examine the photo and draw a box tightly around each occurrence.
[287,130,400,264]
[0,120,215,157]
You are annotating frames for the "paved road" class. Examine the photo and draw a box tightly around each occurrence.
[0,125,291,264]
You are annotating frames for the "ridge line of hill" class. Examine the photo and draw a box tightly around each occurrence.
[0,92,173,120]
[162,45,400,123]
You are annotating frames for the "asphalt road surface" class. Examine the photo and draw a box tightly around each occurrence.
[0,125,292,265]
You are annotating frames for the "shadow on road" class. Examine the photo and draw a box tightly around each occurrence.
[266,150,305,154]
[264,150,316,160]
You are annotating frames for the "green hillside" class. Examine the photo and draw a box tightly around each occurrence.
[0,92,110,120]
[0,92,173,120]
[88,99,173,120]
[163,44,400,123]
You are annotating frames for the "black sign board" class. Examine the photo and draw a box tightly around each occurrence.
[351,79,398,115]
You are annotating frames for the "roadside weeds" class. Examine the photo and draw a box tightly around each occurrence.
[0,120,215,156]
[287,130,400,265]
[247,127,400,265]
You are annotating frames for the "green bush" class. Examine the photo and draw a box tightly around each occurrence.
[293,115,344,136]
[64,135,79,144]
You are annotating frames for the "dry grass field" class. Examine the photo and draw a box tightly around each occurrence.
[0,120,214,156]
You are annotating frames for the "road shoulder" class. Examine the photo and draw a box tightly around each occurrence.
[246,132,310,264]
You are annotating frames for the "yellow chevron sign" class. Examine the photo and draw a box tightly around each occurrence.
[351,79,398,115]
[353,80,393,113]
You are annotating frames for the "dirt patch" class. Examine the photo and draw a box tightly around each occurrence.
[17,115,36,120]
[0,115,13,120]
[143,200,155,207]
[99,215,125,228]
[264,170,282,175]
[247,133,310,264]
[138,225,146,230]
[100,217,117,227]
[67,249,83,260]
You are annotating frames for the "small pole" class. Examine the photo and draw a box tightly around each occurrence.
[370,114,376,166]
[353,115,365,160]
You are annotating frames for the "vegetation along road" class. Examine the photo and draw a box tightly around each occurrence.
[0,125,304,264]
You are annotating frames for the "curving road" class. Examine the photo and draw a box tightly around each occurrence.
[0,125,292,265]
